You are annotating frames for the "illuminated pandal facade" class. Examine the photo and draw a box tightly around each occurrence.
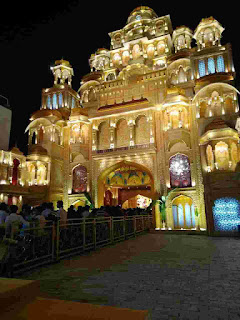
[1,6,240,234]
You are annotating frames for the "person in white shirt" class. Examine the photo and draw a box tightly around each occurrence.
[81,205,90,218]
[57,201,67,227]
[0,202,9,225]
[41,202,53,218]
[5,205,30,237]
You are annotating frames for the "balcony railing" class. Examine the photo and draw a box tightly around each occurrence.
[93,143,155,154]
[0,215,153,277]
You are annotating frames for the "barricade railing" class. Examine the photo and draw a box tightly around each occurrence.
[0,215,153,276]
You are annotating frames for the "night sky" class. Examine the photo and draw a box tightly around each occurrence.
[0,1,239,154]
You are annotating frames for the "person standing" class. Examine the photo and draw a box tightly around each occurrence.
[5,205,29,238]
[57,201,67,227]
[0,203,9,239]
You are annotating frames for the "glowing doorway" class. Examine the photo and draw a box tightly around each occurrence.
[122,194,152,209]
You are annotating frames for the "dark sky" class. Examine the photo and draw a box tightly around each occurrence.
[0,1,239,154]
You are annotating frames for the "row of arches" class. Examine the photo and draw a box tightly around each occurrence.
[206,141,239,171]
[96,116,151,150]
[70,124,89,144]
[45,93,77,110]
[30,126,62,146]
[111,41,167,69]
[163,106,189,130]
[197,92,237,118]
[198,55,225,78]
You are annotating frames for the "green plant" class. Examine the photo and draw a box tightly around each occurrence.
[195,208,199,217]
[84,192,95,209]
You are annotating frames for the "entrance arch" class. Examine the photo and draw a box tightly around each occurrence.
[172,195,195,229]
[97,161,155,208]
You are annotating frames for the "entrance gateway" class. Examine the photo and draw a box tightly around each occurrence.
[98,161,154,209]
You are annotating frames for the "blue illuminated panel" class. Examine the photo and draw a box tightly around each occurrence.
[213,197,240,231]
[198,60,206,77]
[208,58,215,74]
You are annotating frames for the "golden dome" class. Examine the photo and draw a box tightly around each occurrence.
[54,59,72,68]
[10,146,24,156]
[96,48,109,55]
[127,6,158,24]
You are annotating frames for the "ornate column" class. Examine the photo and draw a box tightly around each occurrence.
[109,123,116,149]
[149,116,154,144]
[128,120,135,147]
[63,125,70,210]
[92,126,98,151]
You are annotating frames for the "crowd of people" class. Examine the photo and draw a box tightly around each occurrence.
[0,201,151,239]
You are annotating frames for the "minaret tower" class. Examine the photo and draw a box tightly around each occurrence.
[51,59,74,87]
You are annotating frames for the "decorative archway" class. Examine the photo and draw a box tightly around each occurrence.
[172,195,195,229]
[97,161,155,208]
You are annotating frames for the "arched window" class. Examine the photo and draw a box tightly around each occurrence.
[72,165,87,193]
[72,97,75,109]
[59,93,63,108]
[135,116,150,145]
[178,67,186,83]
[106,73,115,81]
[169,154,191,188]
[98,122,110,150]
[32,132,36,145]
[208,58,215,74]
[198,60,205,77]
[178,204,184,228]
[217,56,225,72]
[185,203,191,228]
[47,96,51,109]
[116,119,129,148]
[12,159,20,186]
[191,204,196,227]
[215,141,229,170]
[52,94,57,109]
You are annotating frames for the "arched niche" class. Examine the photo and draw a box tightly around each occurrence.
[135,115,150,145]
[172,195,195,229]
[72,165,87,193]
[214,141,229,170]
[98,121,110,150]
[169,153,191,188]
[12,158,20,186]
[116,119,129,148]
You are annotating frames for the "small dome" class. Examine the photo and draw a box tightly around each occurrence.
[54,59,72,68]
[127,6,158,24]
[29,145,48,156]
[96,48,109,55]
[10,146,24,156]
[204,117,229,133]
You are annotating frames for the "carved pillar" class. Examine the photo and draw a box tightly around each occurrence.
[92,128,98,151]
[109,126,116,149]
[129,123,135,146]
[63,126,70,210]
[149,120,154,144]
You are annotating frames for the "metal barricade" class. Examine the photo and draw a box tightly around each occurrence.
[0,215,152,276]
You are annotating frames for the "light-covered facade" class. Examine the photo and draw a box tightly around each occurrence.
[1,7,240,233]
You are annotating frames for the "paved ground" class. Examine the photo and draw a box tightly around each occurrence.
[20,233,240,320]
